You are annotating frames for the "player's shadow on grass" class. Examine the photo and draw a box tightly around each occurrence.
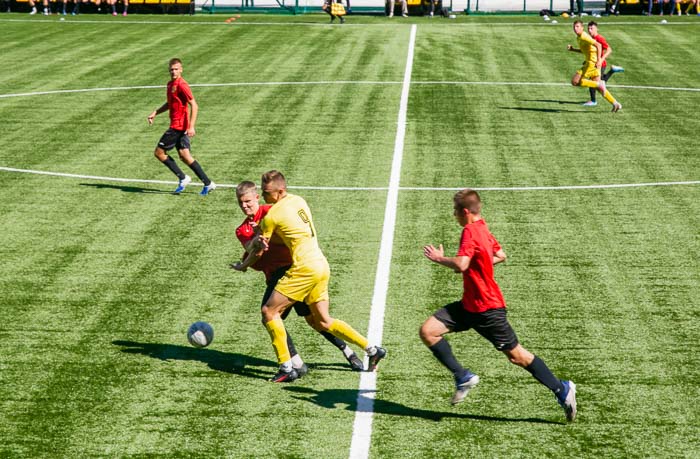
[501,106,582,113]
[80,183,174,194]
[523,99,583,105]
[284,386,560,424]
[112,340,274,380]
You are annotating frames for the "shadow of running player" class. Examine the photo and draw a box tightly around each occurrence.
[112,340,274,381]
[283,386,561,424]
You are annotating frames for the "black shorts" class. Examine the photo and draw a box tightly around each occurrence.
[157,128,190,151]
[262,266,311,318]
[434,301,519,351]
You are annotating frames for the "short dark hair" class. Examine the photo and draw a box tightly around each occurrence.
[261,170,287,189]
[169,58,182,66]
[588,20,598,27]
[453,189,482,214]
[236,181,257,198]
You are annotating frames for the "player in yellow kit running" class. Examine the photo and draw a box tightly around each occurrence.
[249,170,386,382]
[567,20,622,113]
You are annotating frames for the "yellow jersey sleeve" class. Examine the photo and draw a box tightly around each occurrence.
[259,194,325,266]
[577,32,598,64]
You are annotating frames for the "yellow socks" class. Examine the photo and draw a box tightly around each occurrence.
[580,78,599,89]
[264,318,290,364]
[328,319,369,349]
[602,89,616,105]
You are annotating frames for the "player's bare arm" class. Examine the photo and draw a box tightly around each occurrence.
[493,248,507,265]
[186,98,198,137]
[567,45,581,53]
[423,244,472,272]
[147,102,169,125]
[595,42,603,68]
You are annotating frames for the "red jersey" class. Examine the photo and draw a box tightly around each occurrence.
[593,34,609,68]
[166,77,194,131]
[456,219,506,313]
[235,205,293,282]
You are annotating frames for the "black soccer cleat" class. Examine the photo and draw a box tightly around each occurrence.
[294,363,309,378]
[346,353,364,372]
[367,346,386,372]
[270,367,298,383]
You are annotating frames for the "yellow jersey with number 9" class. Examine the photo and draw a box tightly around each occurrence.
[259,194,325,267]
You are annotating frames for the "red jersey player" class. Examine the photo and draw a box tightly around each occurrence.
[231,181,364,375]
[419,189,577,422]
[584,21,625,107]
[147,58,216,196]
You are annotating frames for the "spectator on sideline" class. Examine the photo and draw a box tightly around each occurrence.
[28,0,49,15]
[387,0,408,17]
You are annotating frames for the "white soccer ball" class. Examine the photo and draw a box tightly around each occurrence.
[187,321,214,348]
[660,19,667,24]
[551,19,558,24]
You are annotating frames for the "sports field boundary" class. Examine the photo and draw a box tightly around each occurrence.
[1,166,698,192]
[3,81,700,100]
[348,23,417,459]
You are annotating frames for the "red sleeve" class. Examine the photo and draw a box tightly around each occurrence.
[179,81,194,101]
[596,35,609,50]
[489,233,502,253]
[456,227,476,258]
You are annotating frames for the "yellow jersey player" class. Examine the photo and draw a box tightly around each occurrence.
[251,170,386,382]
[567,20,622,112]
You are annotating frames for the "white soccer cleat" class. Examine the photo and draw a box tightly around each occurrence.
[451,372,479,405]
[558,380,577,422]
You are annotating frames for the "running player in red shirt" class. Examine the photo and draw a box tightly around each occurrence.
[583,21,625,107]
[231,181,364,376]
[147,58,216,196]
[419,189,577,422]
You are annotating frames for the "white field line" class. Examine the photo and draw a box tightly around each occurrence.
[1,167,698,191]
[3,81,700,99]
[2,18,700,27]
[348,23,416,459]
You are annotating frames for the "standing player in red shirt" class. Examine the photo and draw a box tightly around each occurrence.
[231,181,364,377]
[419,189,577,422]
[147,58,216,196]
[584,21,625,107]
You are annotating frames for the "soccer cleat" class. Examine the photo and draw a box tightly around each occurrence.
[29,8,37,13]
[200,181,216,196]
[112,11,117,15]
[173,175,191,194]
[367,346,387,371]
[582,101,597,107]
[557,380,577,422]
[123,11,127,15]
[402,13,408,17]
[612,101,622,113]
[346,353,364,372]
[294,363,309,378]
[610,65,625,73]
[451,371,480,405]
[270,367,298,383]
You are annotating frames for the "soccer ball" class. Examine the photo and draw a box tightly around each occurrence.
[187,321,214,348]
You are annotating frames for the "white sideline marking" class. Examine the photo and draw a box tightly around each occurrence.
[2,18,699,27]
[1,167,698,192]
[2,81,700,100]
[348,23,417,459]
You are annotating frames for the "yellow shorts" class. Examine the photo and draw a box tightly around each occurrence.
[275,258,330,304]
[577,62,600,80]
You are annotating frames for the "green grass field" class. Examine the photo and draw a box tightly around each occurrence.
[1,13,699,458]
